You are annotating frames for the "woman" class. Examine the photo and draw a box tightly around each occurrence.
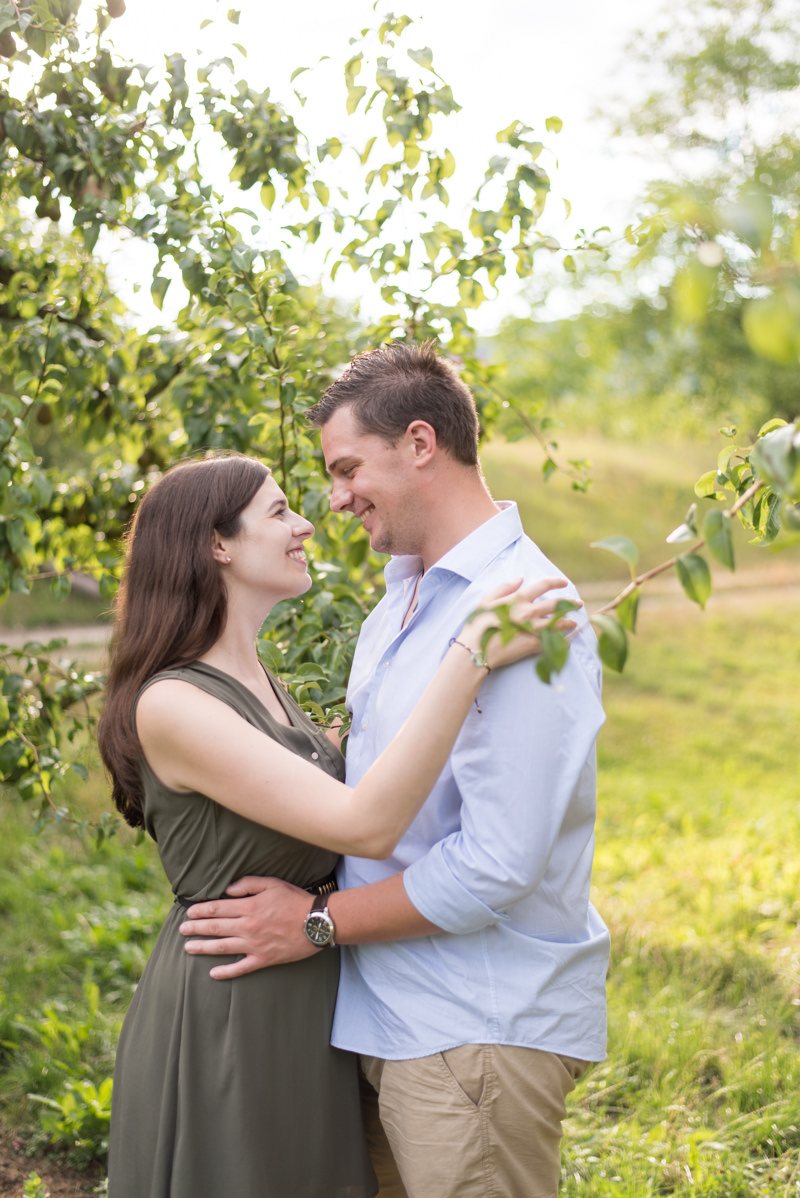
[98,454,574,1198]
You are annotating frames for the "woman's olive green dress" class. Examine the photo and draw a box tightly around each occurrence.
[107,662,376,1198]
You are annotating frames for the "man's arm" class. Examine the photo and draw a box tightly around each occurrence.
[180,872,441,981]
[402,631,604,936]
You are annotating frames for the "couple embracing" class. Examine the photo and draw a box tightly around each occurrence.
[98,341,609,1198]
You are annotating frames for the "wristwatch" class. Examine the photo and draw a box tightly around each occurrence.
[303,893,337,948]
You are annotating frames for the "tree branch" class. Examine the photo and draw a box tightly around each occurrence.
[592,476,766,617]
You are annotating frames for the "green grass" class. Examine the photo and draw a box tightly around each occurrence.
[481,433,800,585]
[0,580,110,629]
[0,770,170,1161]
[560,595,800,1196]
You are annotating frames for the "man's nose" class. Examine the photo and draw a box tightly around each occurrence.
[329,477,352,512]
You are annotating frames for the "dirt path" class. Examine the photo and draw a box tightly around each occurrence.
[3,563,800,658]
[0,1128,105,1197]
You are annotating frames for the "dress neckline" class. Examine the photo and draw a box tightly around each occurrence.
[187,660,299,731]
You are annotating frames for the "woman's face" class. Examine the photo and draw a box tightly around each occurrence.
[222,476,315,605]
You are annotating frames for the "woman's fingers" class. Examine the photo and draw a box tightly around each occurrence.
[511,593,582,628]
[479,576,566,610]
[477,577,524,606]
[466,577,584,670]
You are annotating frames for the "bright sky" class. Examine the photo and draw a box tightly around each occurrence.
[102,0,668,330]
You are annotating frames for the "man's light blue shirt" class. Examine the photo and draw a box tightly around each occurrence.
[332,503,610,1062]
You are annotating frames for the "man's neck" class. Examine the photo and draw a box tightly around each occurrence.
[417,478,500,572]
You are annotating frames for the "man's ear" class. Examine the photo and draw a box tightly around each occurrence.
[405,420,437,467]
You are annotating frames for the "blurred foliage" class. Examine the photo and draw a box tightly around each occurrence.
[493,299,800,440]
[493,0,800,434]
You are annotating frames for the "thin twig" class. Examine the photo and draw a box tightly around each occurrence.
[593,476,765,617]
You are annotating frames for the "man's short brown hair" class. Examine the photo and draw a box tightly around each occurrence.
[306,341,480,466]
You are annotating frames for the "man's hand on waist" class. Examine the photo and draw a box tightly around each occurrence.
[180,876,316,979]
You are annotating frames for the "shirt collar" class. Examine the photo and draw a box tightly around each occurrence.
[383,502,523,588]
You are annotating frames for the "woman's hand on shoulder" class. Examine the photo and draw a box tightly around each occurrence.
[458,577,581,672]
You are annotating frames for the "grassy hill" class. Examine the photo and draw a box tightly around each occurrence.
[481,433,800,587]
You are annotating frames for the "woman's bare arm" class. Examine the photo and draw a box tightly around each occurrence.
[135,578,574,858]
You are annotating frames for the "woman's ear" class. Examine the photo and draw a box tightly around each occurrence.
[211,533,232,565]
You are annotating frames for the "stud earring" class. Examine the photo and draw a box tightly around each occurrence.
[226,556,231,563]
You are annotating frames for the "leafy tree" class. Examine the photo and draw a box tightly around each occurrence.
[0,0,566,834]
[609,0,800,368]
[493,0,800,436]
[0,0,797,836]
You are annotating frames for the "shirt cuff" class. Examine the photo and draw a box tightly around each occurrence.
[403,842,510,935]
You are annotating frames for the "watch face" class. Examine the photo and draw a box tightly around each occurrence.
[305,913,335,946]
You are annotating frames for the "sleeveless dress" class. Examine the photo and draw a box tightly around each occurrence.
[107,662,376,1198]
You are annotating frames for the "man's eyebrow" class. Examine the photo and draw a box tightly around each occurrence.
[326,455,358,474]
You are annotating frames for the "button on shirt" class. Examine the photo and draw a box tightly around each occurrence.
[332,502,610,1063]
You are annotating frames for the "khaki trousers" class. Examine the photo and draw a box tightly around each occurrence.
[360,1045,588,1198]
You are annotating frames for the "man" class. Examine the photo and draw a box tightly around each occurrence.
[180,341,609,1198]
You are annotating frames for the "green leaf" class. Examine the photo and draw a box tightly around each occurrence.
[757,418,787,438]
[590,614,628,673]
[694,470,727,500]
[781,500,800,531]
[318,137,342,162]
[408,47,434,72]
[751,422,800,499]
[615,588,640,633]
[676,553,712,609]
[232,42,247,57]
[672,258,717,324]
[99,574,119,601]
[742,288,800,365]
[260,183,276,210]
[666,503,698,544]
[257,639,285,672]
[545,115,563,133]
[590,535,639,573]
[458,277,486,309]
[227,9,240,23]
[346,85,367,114]
[535,627,569,684]
[344,53,363,87]
[703,509,735,571]
[150,275,170,310]
[290,67,309,82]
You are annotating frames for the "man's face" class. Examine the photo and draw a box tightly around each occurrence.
[320,405,425,557]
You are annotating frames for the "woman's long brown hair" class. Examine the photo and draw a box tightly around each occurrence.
[97,455,270,829]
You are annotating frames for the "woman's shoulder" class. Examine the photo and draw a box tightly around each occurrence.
[136,662,244,706]
[134,672,219,730]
